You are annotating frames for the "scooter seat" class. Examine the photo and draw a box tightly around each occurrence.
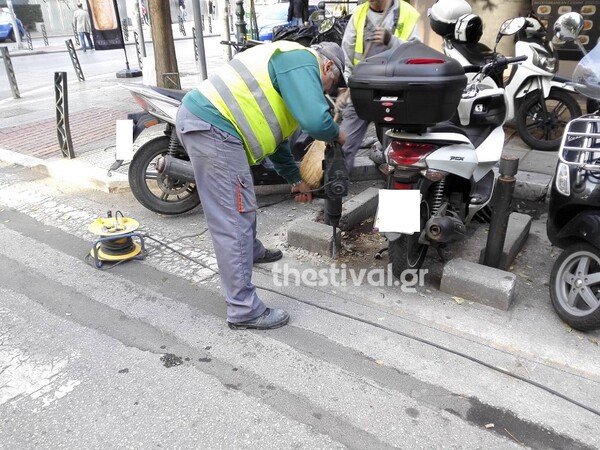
[452,41,495,67]
[429,121,495,149]
[151,86,189,102]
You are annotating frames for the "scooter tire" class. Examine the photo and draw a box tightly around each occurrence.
[516,89,582,152]
[550,242,600,331]
[388,234,428,280]
[128,136,200,215]
[387,195,430,280]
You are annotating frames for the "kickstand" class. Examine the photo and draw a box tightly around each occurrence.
[374,246,388,259]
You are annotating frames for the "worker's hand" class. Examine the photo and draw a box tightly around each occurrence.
[372,27,392,45]
[292,181,313,203]
[336,130,346,146]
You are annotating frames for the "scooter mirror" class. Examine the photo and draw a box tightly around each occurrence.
[497,17,527,38]
[553,12,584,42]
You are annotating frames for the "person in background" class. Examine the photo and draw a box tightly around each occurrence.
[140,1,149,25]
[179,0,188,21]
[176,41,346,330]
[208,0,215,19]
[288,0,309,26]
[73,2,94,52]
[340,0,420,171]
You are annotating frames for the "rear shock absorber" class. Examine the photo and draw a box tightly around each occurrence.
[431,180,445,216]
[167,126,179,155]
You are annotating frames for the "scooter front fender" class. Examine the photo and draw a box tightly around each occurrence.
[514,76,552,100]
[556,211,600,249]
[550,76,577,93]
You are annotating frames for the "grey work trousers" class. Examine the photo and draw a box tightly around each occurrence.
[176,105,267,323]
[340,98,370,172]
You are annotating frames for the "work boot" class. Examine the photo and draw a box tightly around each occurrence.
[228,308,290,330]
[254,248,283,264]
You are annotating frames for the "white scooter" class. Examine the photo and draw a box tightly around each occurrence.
[349,18,527,277]
[429,1,581,151]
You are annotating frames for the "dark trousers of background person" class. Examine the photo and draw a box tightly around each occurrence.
[79,32,94,51]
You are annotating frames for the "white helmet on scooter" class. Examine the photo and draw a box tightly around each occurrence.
[454,13,484,43]
[428,0,472,37]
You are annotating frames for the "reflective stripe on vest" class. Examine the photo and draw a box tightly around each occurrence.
[200,41,316,165]
[353,1,420,65]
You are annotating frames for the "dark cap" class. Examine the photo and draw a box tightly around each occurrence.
[311,42,347,87]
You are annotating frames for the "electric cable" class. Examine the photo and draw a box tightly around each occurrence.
[142,234,219,283]
[139,232,600,418]
[255,283,600,418]
[84,248,148,271]
[142,229,210,258]
[258,195,295,209]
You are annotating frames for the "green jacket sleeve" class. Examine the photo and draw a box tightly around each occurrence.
[267,140,302,184]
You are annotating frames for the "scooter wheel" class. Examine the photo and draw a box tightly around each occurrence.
[129,136,200,215]
[550,242,600,331]
[387,197,430,279]
[388,233,428,280]
[516,89,582,152]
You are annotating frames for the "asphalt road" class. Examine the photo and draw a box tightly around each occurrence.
[1,156,599,448]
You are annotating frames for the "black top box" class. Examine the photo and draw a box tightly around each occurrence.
[348,41,467,129]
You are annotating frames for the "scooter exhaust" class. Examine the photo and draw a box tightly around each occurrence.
[425,216,466,243]
[156,155,196,183]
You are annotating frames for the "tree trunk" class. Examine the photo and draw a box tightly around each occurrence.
[148,0,179,88]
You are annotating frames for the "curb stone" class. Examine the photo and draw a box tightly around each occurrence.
[440,258,516,311]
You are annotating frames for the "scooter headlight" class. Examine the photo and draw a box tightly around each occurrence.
[555,162,570,196]
[532,47,557,73]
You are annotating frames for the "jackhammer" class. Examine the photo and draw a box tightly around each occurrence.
[317,141,349,258]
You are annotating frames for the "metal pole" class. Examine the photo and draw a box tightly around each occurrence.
[135,0,146,57]
[235,0,247,45]
[121,18,129,41]
[54,72,75,159]
[6,0,23,49]
[178,15,187,36]
[192,26,198,61]
[191,0,208,80]
[483,155,519,268]
[41,24,49,46]
[65,39,85,82]
[25,31,32,50]
[134,31,143,69]
[1,47,20,99]
[222,0,232,61]
[72,23,80,46]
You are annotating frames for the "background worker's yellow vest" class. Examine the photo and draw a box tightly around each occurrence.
[200,42,317,165]
[353,1,420,65]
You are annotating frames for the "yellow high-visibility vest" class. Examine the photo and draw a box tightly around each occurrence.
[353,0,420,65]
[201,41,318,164]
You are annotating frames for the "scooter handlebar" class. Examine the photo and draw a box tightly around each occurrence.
[483,55,528,74]
[506,55,528,64]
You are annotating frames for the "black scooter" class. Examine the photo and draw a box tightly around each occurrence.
[546,13,600,331]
